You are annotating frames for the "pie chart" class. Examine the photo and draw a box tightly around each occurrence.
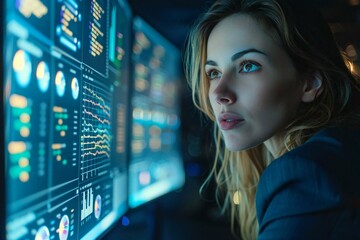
[13,49,32,88]
[35,226,50,240]
[94,194,102,219]
[55,71,66,97]
[71,77,79,100]
[58,215,70,240]
[36,61,50,92]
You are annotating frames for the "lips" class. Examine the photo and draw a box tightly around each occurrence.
[218,112,245,130]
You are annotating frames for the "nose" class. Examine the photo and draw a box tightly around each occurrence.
[216,95,235,105]
[213,78,237,105]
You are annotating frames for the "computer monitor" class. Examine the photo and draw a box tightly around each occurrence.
[3,0,132,239]
[128,17,185,208]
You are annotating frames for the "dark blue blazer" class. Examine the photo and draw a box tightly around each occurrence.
[256,127,360,239]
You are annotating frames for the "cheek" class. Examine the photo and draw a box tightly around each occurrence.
[242,84,277,109]
[208,84,218,108]
[243,82,296,116]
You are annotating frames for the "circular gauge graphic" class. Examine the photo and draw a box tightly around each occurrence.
[36,61,50,92]
[58,215,70,240]
[55,71,66,97]
[13,49,32,88]
[71,77,79,100]
[35,226,50,240]
[94,195,102,219]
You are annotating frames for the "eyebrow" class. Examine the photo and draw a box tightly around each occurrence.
[205,48,267,66]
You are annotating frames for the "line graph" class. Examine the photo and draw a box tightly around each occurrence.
[81,81,112,182]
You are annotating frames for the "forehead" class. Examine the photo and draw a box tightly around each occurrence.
[207,13,280,60]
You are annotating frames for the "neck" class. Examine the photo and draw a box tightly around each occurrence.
[264,133,284,158]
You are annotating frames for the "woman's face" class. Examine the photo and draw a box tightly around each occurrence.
[206,13,305,152]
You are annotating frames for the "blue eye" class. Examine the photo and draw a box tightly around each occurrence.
[206,70,222,80]
[240,61,261,73]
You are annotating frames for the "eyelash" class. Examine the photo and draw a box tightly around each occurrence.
[205,60,261,80]
[206,69,221,80]
[239,60,261,73]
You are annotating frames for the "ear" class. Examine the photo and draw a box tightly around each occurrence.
[301,72,324,103]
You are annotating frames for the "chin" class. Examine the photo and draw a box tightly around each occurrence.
[225,146,242,152]
[224,140,252,152]
[223,136,262,152]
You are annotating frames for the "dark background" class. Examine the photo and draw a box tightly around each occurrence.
[105,0,360,239]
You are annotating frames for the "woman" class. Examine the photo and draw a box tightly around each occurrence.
[184,0,360,239]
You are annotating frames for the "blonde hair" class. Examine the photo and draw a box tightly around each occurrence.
[184,0,360,239]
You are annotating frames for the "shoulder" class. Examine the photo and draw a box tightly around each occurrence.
[260,127,360,189]
[256,127,360,238]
